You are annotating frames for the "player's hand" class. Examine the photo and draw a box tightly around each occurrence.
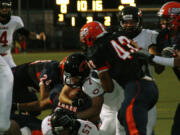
[39,32,46,41]
[161,47,176,58]
[72,95,92,112]
[132,50,155,63]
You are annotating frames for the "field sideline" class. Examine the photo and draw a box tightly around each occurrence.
[13,52,180,135]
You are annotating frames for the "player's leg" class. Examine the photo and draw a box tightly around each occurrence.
[0,56,19,134]
[118,80,158,135]
[171,103,180,135]
[3,120,22,135]
[147,105,157,135]
[99,106,116,135]
[2,49,16,68]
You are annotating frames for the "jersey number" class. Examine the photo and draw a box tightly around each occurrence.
[111,36,137,60]
[0,31,8,46]
[82,124,92,135]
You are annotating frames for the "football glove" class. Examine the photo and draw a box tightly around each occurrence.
[132,50,155,63]
[161,47,176,58]
[72,94,92,112]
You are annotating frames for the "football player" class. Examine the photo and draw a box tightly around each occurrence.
[59,53,104,126]
[41,108,99,135]
[134,2,180,135]
[80,21,159,135]
[0,56,21,135]
[116,6,159,135]
[59,53,128,135]
[11,60,64,134]
[0,0,46,68]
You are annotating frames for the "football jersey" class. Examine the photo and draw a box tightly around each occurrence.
[86,33,147,86]
[133,29,159,51]
[41,115,99,135]
[156,29,180,52]
[82,73,104,98]
[82,71,123,111]
[0,16,24,54]
[157,30,180,80]
[133,29,159,77]
[12,60,63,92]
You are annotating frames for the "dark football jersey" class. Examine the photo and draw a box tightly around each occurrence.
[86,33,148,86]
[12,60,63,92]
[49,83,64,111]
[157,30,180,80]
[156,30,180,52]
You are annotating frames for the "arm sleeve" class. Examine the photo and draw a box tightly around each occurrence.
[14,28,30,38]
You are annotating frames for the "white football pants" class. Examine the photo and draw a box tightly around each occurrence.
[0,56,14,134]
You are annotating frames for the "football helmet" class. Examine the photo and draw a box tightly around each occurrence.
[118,6,143,38]
[157,1,180,31]
[63,53,90,89]
[80,21,107,50]
[0,0,11,20]
[51,108,79,135]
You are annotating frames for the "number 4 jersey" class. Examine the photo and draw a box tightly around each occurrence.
[0,16,24,53]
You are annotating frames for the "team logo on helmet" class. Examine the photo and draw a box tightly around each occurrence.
[168,8,180,15]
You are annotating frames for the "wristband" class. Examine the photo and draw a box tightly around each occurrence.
[152,56,174,67]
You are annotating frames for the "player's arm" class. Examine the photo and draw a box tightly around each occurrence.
[77,95,103,120]
[59,84,74,105]
[39,81,50,100]
[133,50,179,67]
[13,98,52,112]
[98,70,114,93]
[88,51,114,93]
[149,45,165,74]
[14,27,46,41]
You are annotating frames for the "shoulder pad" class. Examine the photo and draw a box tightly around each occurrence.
[82,77,104,98]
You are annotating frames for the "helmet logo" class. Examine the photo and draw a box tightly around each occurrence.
[168,8,180,15]
[123,14,133,21]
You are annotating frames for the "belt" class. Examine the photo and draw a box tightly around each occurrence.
[141,75,153,81]
[0,53,7,56]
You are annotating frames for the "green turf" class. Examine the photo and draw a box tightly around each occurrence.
[13,52,180,135]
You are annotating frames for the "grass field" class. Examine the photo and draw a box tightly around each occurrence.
[13,52,180,135]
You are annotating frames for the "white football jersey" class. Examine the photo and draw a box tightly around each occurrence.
[41,115,99,135]
[133,29,159,77]
[0,16,24,54]
[82,75,104,98]
[133,29,159,51]
[82,72,124,111]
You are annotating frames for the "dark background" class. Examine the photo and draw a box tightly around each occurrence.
[11,0,179,51]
